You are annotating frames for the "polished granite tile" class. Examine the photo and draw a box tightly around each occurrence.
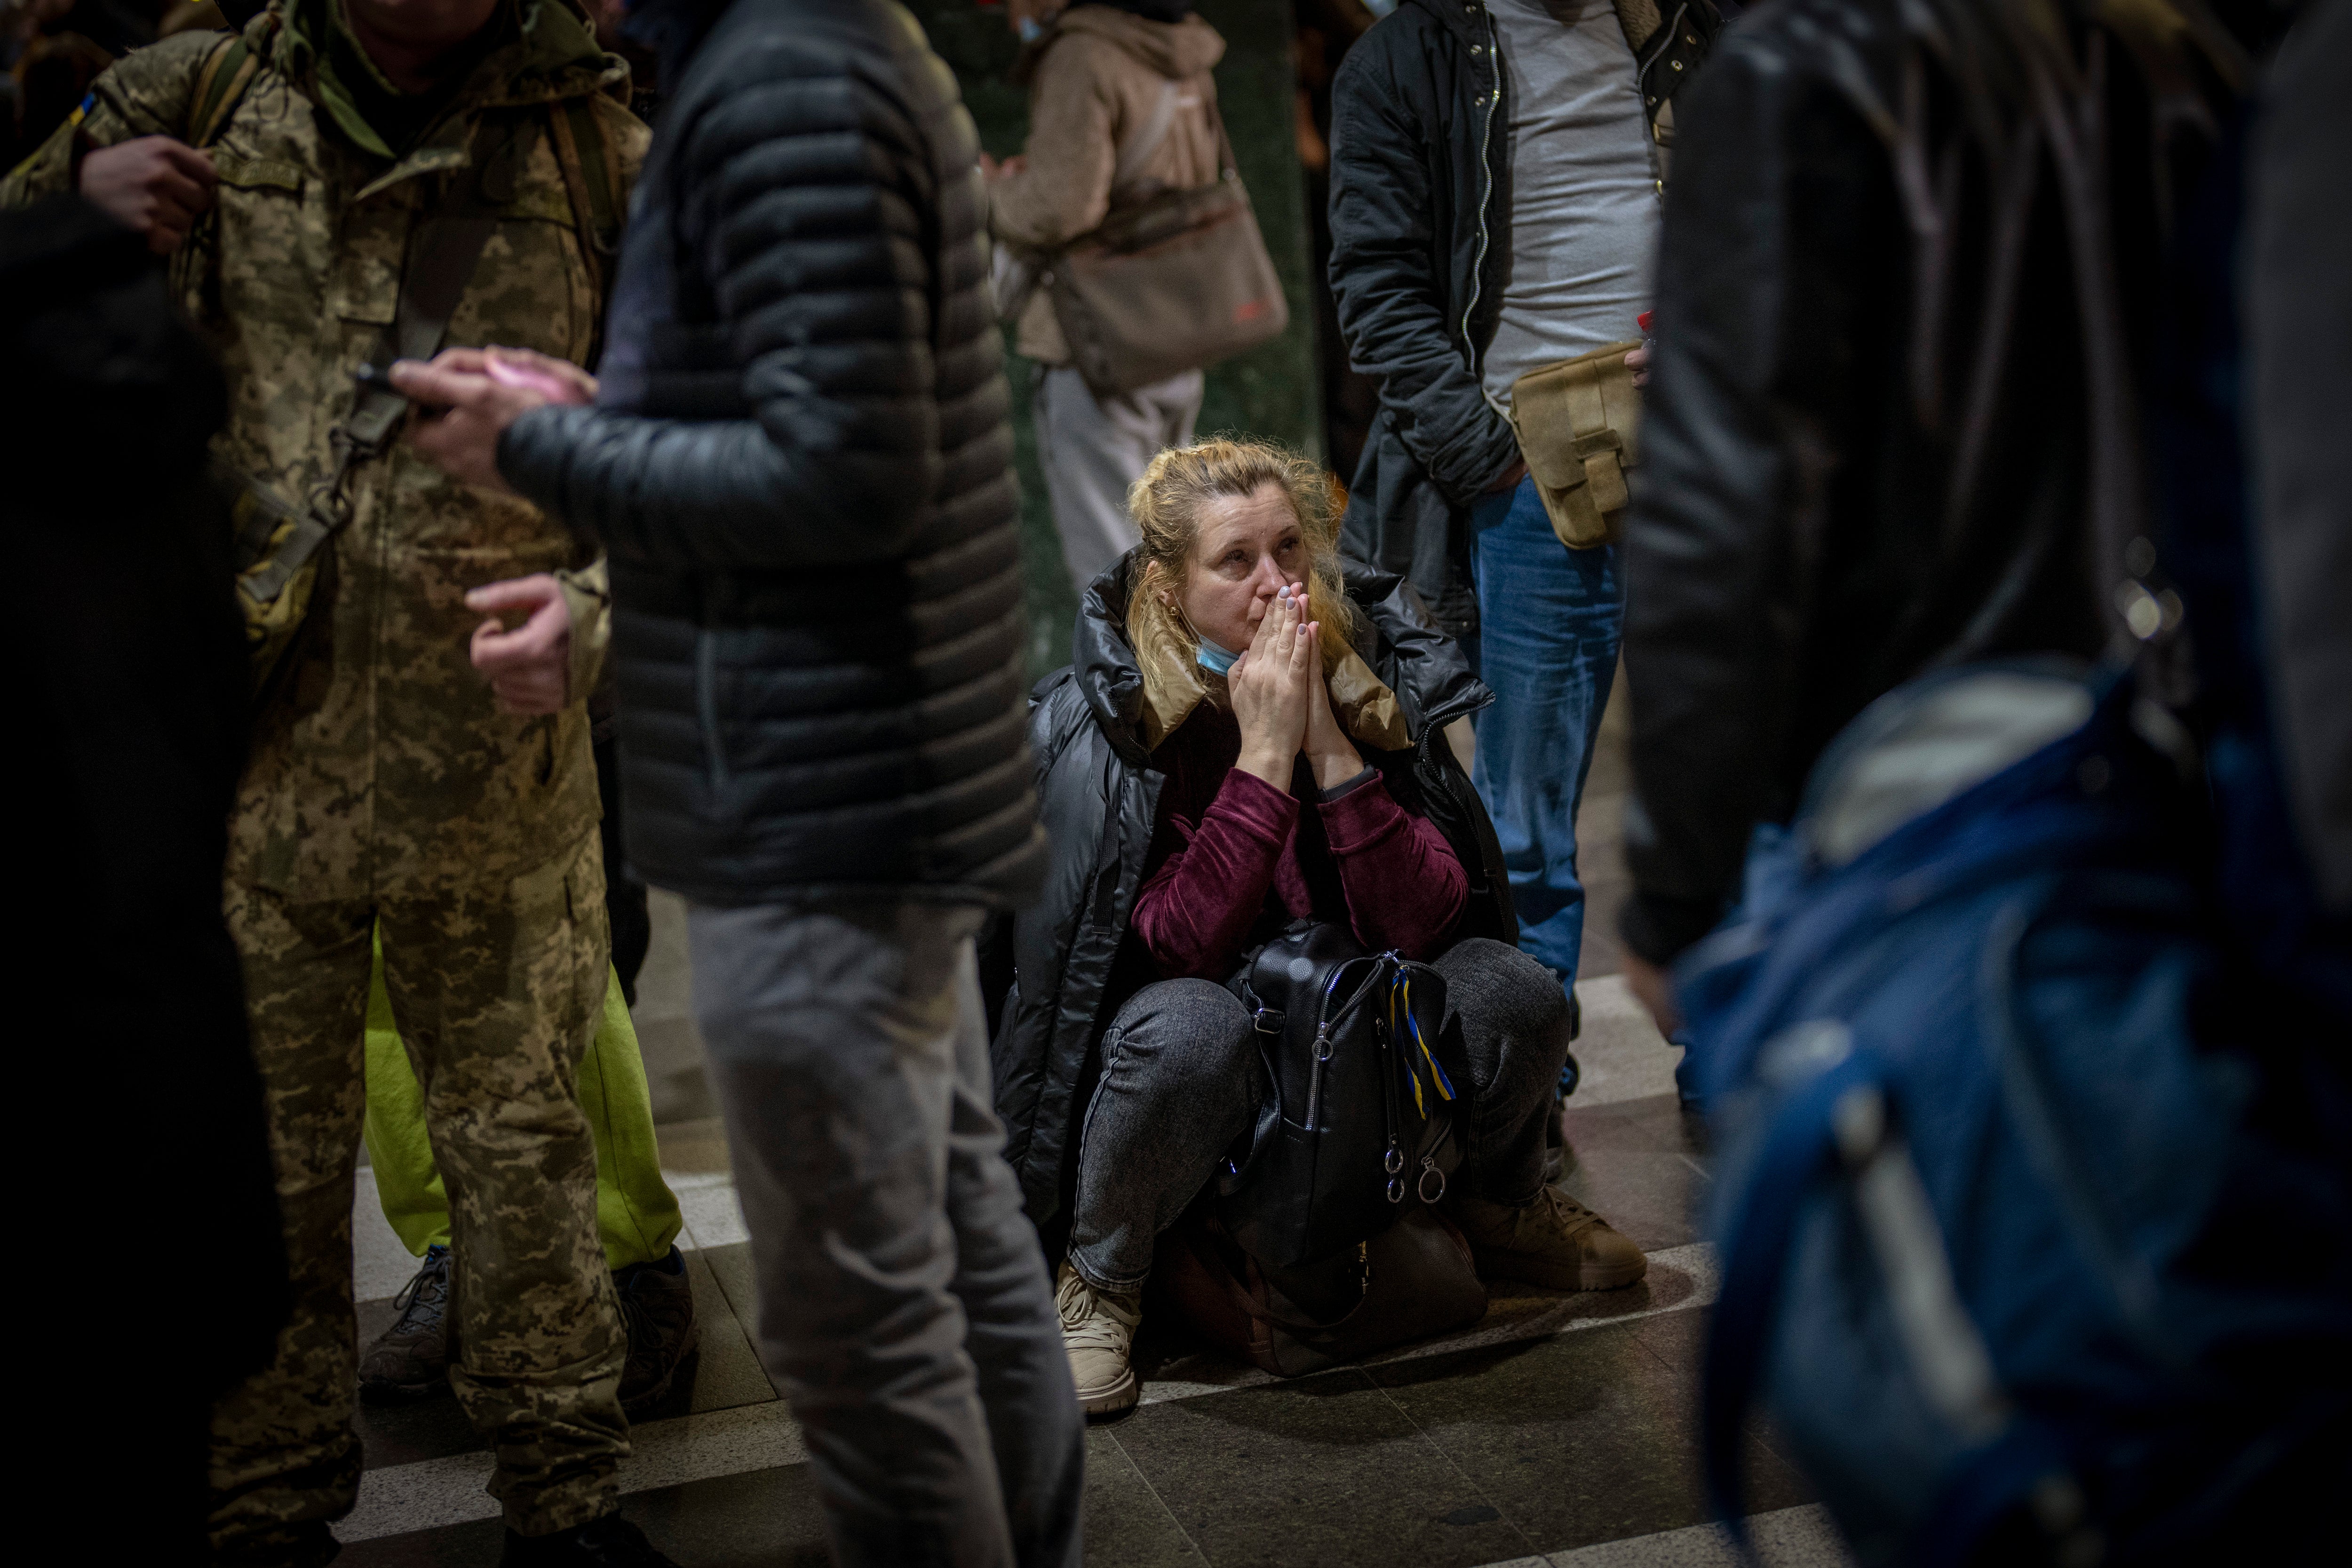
[1566,979,1682,1110]
[1368,1314,1810,1557]
[1084,1429,1208,1567]
[1110,1366,1542,1568]
[1538,1503,1854,1568]
[337,1513,506,1567]
[617,1462,834,1568]
[695,1242,765,1353]
[358,1246,773,1470]
[1628,1310,1814,1510]
[1557,1099,1707,1255]
[337,1463,823,1568]
[345,1429,1204,1568]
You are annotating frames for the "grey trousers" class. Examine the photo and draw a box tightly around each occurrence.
[687,900,1084,1568]
[1034,363,1205,593]
[1067,937,1571,1291]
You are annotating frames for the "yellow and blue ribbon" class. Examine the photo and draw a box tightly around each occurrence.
[1390,971,1454,1116]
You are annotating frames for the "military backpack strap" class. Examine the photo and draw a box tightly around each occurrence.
[240,114,537,612]
[185,33,261,148]
[546,94,623,363]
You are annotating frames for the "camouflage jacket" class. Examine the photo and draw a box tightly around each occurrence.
[3,1,648,900]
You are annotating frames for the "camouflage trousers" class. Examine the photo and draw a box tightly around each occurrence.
[211,830,628,1553]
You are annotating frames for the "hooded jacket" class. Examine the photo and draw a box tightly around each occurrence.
[499,0,1047,909]
[989,3,1226,365]
[986,556,1513,1234]
[1327,0,1718,637]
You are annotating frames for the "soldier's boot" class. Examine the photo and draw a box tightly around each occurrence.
[501,1513,679,1565]
[615,1246,699,1414]
[358,1244,454,1403]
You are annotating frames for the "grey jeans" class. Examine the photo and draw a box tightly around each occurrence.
[1068,937,1570,1291]
[1034,363,1204,593]
[688,900,1084,1568]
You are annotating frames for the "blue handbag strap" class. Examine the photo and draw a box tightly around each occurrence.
[1701,1049,1882,1539]
[1703,1044,2090,1566]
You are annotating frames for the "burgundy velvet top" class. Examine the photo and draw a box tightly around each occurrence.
[1129,700,1469,981]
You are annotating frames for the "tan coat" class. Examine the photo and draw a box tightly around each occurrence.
[990,7,1226,364]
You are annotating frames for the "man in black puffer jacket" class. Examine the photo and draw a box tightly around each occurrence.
[396,2,1080,1563]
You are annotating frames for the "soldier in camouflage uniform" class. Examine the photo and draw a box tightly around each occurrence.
[2,2,669,1562]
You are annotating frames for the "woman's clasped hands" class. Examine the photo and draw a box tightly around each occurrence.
[1228,582,1364,795]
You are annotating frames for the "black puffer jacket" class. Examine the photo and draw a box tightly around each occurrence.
[985,557,1511,1234]
[500,0,1044,907]
[1327,0,1718,638]
[1618,0,2241,963]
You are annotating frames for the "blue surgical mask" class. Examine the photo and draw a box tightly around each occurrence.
[1195,636,1240,676]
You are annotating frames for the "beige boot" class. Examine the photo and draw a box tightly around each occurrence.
[1451,1186,1648,1292]
[1055,1262,1142,1417]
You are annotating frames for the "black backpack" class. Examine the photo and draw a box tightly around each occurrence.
[1215,921,1470,1270]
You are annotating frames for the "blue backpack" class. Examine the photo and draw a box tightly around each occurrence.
[1683,662,2352,1567]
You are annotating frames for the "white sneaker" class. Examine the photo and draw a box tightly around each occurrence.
[1055,1261,1141,1418]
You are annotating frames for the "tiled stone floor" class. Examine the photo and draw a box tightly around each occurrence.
[339,678,1854,1566]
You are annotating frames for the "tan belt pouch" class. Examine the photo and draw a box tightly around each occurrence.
[1506,339,1644,549]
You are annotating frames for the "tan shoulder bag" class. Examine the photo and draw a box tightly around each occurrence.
[1507,340,1644,549]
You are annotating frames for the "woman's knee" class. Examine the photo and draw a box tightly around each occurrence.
[1436,939,1573,1070]
[1105,980,1254,1066]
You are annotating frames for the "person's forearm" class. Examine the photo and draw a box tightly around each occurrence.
[1320,781,1466,959]
[988,56,1113,249]
[1130,772,1295,979]
[500,405,938,568]
[1327,130,1521,498]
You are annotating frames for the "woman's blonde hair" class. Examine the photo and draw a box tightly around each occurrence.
[1123,437,1361,694]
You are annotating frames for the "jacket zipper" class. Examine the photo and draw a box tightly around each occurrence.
[695,629,730,791]
[1458,5,1502,367]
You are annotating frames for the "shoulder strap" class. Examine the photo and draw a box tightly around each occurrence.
[1111,79,1183,197]
[546,95,623,362]
[343,112,535,455]
[548,96,622,260]
[186,33,261,148]
[243,111,536,607]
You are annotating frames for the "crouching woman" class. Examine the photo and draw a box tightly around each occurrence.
[989,438,1645,1418]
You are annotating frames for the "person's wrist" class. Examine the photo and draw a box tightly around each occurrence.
[1309,746,1364,793]
[1236,746,1295,792]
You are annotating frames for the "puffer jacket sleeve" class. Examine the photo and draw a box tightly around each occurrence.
[1618,37,1814,963]
[500,42,943,567]
[1326,33,1519,508]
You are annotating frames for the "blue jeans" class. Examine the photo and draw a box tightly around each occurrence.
[1467,475,1625,992]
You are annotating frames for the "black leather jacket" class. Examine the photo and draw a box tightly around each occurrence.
[985,559,1510,1237]
[1619,0,2242,963]
[1327,0,1718,638]
[500,0,1044,907]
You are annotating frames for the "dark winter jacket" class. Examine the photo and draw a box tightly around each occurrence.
[1618,0,2243,963]
[1327,0,1718,638]
[500,0,1045,907]
[986,557,1511,1235]
[8,199,288,1498]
